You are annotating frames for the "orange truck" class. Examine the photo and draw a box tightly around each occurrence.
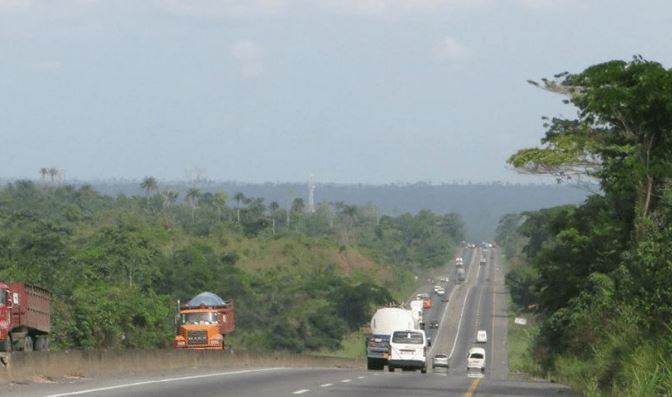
[174,292,234,350]
[422,297,432,310]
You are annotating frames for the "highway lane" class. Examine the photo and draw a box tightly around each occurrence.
[0,247,575,397]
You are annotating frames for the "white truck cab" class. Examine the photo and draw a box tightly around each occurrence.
[388,330,428,374]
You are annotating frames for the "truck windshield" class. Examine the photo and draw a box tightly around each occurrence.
[0,288,5,306]
[181,312,217,324]
[392,331,424,344]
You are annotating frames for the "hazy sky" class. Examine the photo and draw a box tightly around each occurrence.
[1,0,670,184]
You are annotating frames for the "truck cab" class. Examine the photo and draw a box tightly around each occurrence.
[388,330,428,374]
[174,292,234,350]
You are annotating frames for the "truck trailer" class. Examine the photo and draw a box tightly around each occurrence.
[0,282,50,352]
[174,292,235,350]
[366,307,418,370]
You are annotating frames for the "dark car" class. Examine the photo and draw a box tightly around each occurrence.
[430,321,439,329]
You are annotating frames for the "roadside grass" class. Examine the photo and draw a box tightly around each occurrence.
[313,330,366,360]
[506,302,541,380]
[501,252,542,381]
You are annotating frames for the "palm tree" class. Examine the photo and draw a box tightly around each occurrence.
[233,192,245,224]
[186,188,201,223]
[39,168,49,184]
[140,176,159,204]
[48,168,59,185]
[269,201,280,235]
[213,191,228,222]
[161,191,179,210]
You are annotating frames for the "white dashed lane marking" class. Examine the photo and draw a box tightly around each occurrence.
[293,389,310,395]
[320,383,333,387]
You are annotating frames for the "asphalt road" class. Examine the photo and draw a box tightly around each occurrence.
[0,247,576,397]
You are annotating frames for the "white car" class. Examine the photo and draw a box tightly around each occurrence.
[476,330,487,343]
[467,347,486,372]
[432,353,449,368]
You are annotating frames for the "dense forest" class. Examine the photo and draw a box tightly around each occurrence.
[0,180,464,353]
[499,57,672,396]
[20,179,589,242]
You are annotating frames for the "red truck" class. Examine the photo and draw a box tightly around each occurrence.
[0,282,50,352]
[174,292,234,350]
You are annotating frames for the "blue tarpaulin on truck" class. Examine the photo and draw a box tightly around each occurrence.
[185,292,226,307]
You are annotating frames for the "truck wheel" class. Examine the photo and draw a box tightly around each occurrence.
[35,336,49,351]
[24,336,33,352]
[367,359,375,370]
[421,367,427,374]
[388,366,395,372]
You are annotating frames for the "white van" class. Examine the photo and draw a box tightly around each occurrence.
[388,330,428,374]
[467,347,486,372]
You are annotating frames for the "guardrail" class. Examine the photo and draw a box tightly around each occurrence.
[0,350,363,384]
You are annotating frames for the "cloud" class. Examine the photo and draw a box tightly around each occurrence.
[154,0,493,19]
[230,40,265,78]
[155,0,291,18]
[433,35,469,62]
[317,0,493,17]
[0,0,100,17]
[30,61,64,72]
[513,0,579,12]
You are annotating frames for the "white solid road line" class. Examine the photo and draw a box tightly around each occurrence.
[293,389,310,395]
[448,286,472,360]
[430,248,477,356]
[43,368,284,397]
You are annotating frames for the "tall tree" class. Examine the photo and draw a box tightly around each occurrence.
[48,168,59,185]
[39,168,49,184]
[212,191,228,222]
[510,57,672,238]
[186,188,201,223]
[140,177,159,204]
[233,192,245,224]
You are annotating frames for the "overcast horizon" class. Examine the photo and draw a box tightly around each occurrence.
[2,1,670,184]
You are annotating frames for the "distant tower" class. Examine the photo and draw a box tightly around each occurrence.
[307,175,316,213]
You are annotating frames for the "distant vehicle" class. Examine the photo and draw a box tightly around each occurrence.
[366,308,418,370]
[476,330,487,343]
[455,257,463,265]
[422,297,432,310]
[433,285,442,293]
[388,330,428,374]
[457,268,466,282]
[0,282,50,352]
[436,289,445,296]
[429,320,439,329]
[432,353,449,368]
[410,299,425,329]
[467,347,486,372]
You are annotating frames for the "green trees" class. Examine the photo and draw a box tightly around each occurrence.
[140,177,158,201]
[505,57,672,395]
[3,180,455,354]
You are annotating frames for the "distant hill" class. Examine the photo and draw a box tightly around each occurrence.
[64,180,586,241]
